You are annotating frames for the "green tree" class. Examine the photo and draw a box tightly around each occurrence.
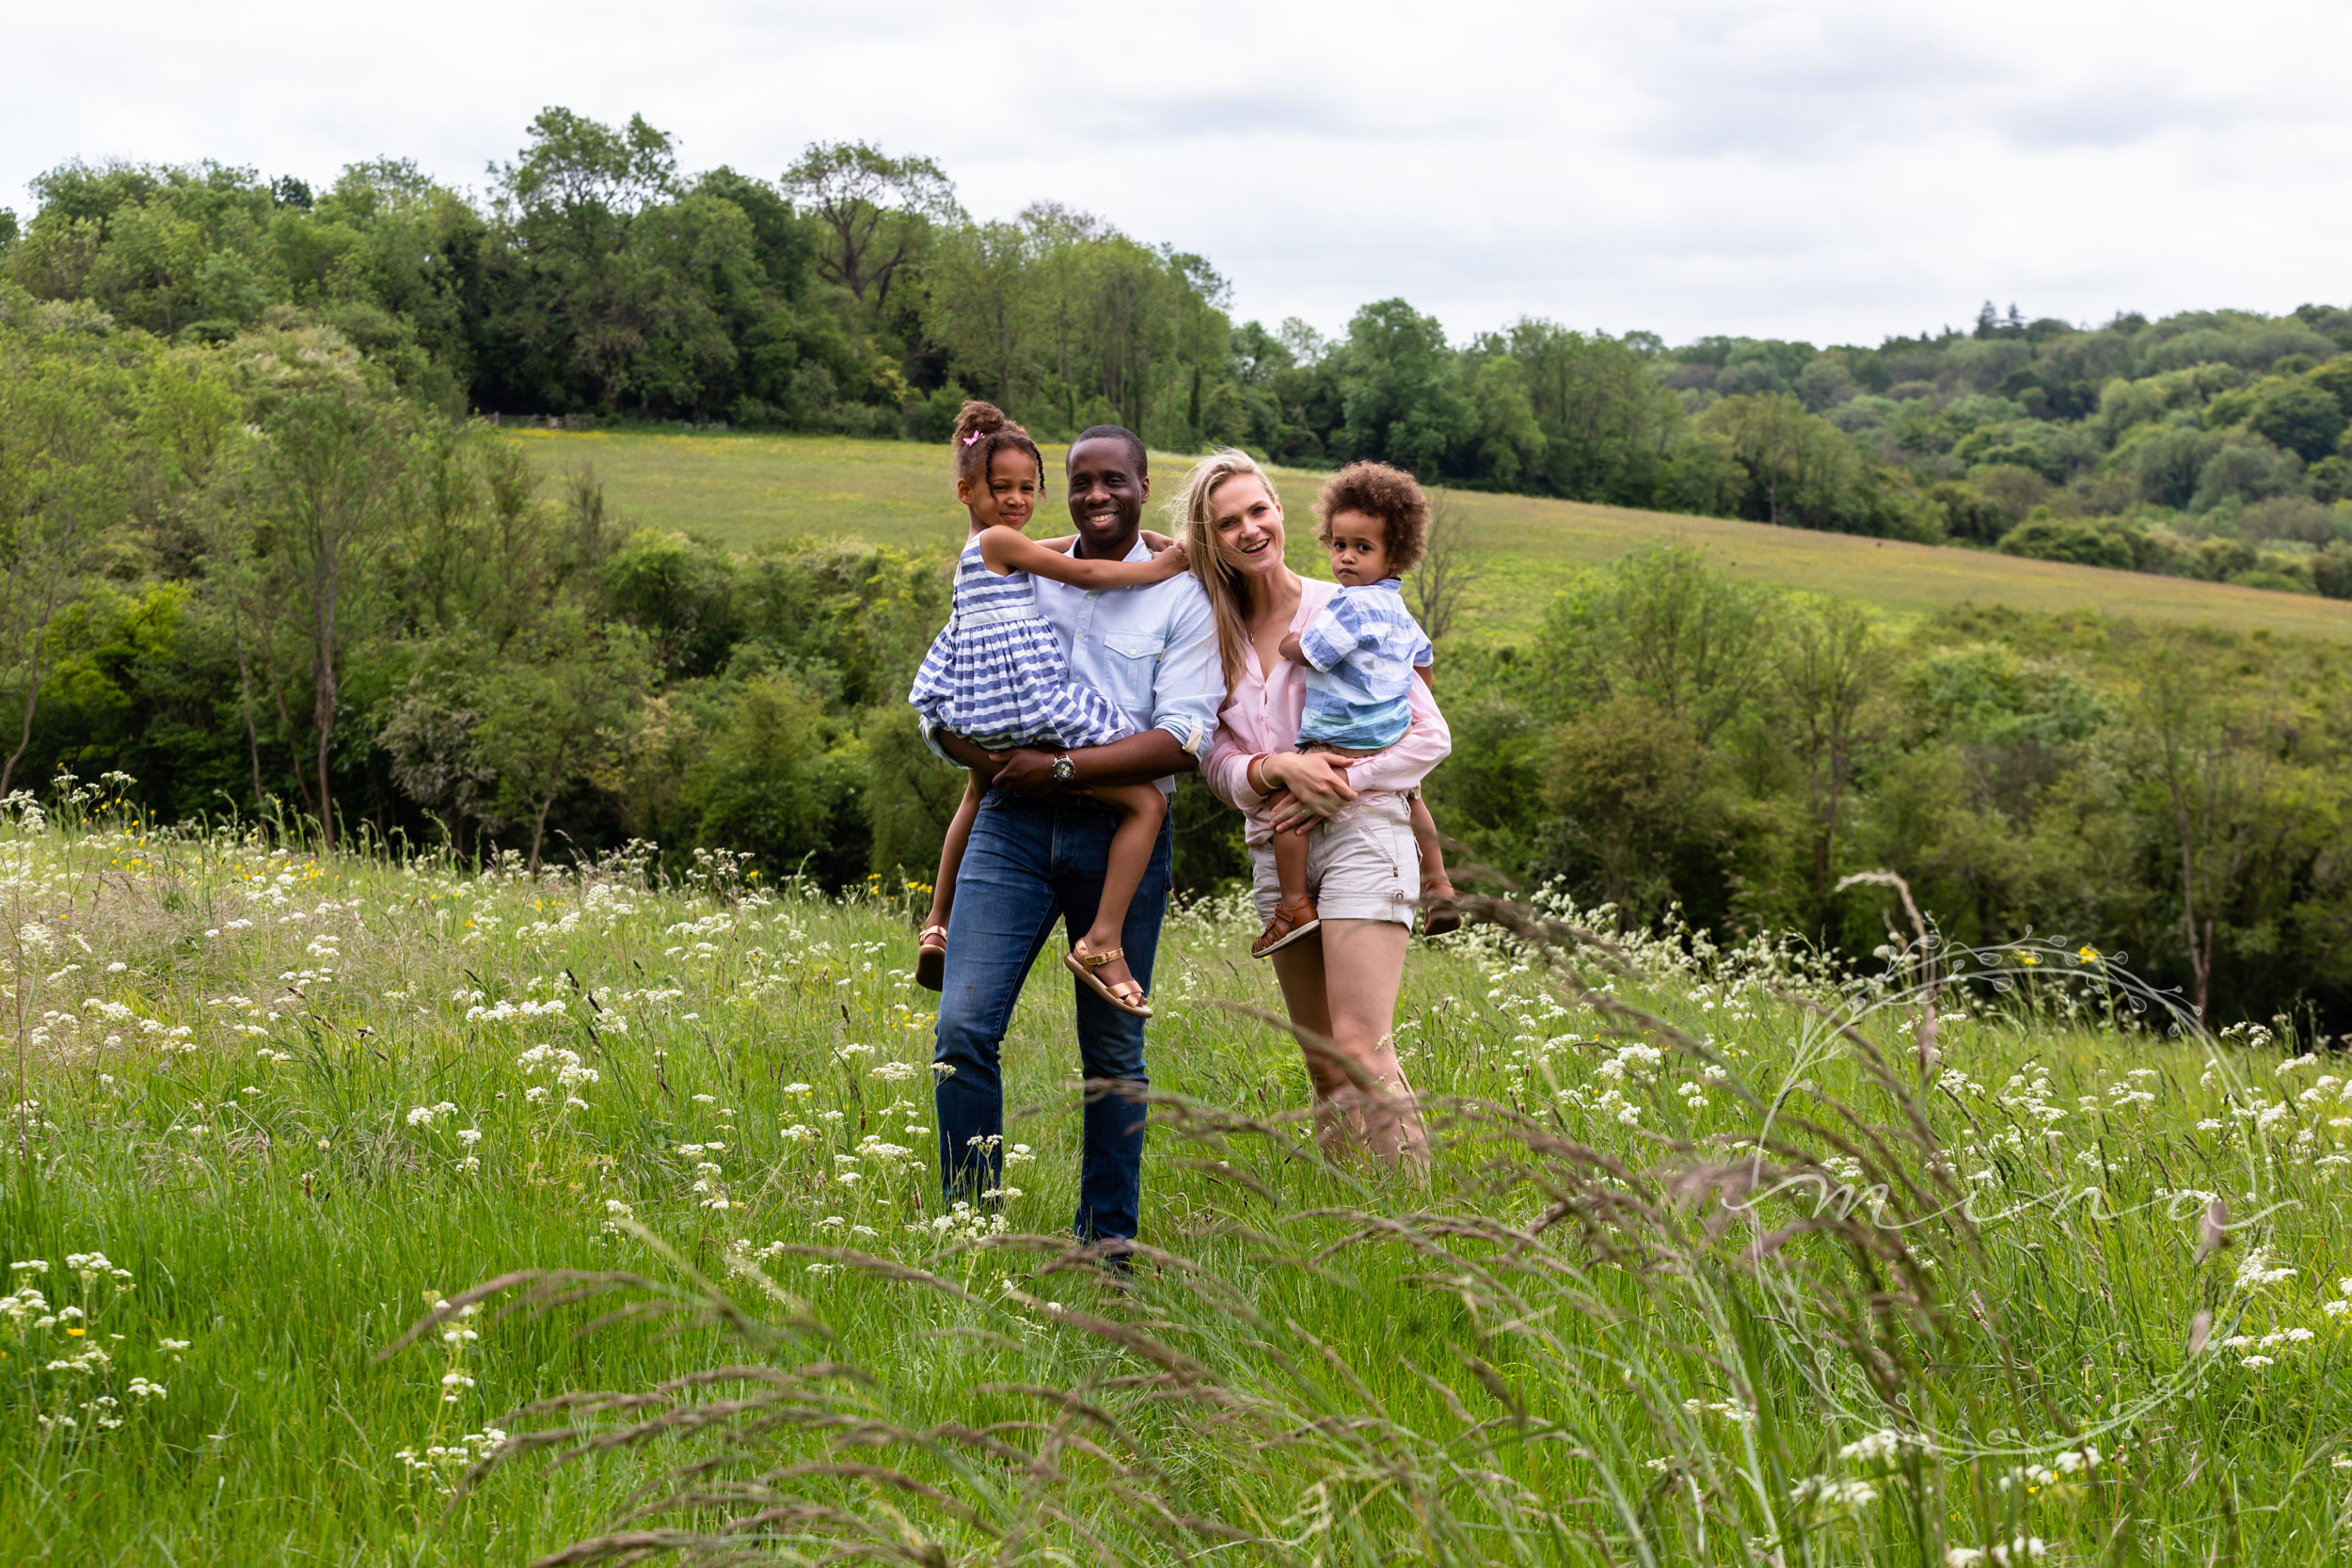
[239,343,411,848]
[782,142,958,321]
[924,220,1037,407]
[0,343,124,794]
[474,603,650,870]
[1774,597,1885,921]
[2245,376,2346,463]
[1333,299,1471,477]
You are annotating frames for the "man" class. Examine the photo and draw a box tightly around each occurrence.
[923,425,1222,1257]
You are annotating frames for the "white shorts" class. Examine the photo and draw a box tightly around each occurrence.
[1250,794,1421,928]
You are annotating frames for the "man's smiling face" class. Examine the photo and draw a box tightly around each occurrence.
[1065,436,1148,556]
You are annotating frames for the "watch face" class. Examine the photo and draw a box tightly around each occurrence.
[1053,755,1075,781]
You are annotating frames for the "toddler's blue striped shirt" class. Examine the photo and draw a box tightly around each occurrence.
[1295,578,1433,750]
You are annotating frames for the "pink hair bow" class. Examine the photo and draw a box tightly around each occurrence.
[962,432,981,445]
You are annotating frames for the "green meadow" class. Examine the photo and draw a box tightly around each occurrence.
[509,426,2352,642]
[5,794,2348,1564]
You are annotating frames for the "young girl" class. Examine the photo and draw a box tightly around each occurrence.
[907,403,1187,1017]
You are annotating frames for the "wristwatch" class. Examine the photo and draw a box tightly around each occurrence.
[1051,752,1076,784]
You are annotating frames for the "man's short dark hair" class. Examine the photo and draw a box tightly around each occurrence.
[1071,424,1147,476]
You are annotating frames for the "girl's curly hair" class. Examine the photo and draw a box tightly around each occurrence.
[951,401,1044,492]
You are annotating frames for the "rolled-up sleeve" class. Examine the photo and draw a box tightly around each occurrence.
[1150,586,1225,758]
[1296,603,1356,673]
[1345,673,1451,794]
[1203,723,1263,809]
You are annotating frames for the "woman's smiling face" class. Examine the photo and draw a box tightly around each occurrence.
[1208,474,1285,578]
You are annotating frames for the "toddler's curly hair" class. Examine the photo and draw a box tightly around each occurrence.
[1312,462,1431,575]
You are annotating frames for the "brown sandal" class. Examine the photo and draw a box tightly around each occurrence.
[1420,881,1462,938]
[915,924,948,991]
[1064,940,1152,1018]
[1251,895,1321,958]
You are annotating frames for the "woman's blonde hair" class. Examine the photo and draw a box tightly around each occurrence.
[1168,449,1279,700]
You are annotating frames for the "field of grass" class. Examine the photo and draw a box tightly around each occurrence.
[507,427,2352,643]
[6,784,2350,1563]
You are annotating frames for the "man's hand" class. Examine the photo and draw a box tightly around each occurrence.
[988,747,1061,798]
[1278,630,1306,665]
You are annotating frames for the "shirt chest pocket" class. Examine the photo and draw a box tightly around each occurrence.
[1097,631,1167,711]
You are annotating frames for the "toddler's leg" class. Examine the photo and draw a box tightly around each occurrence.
[1068,783,1167,1009]
[917,774,983,990]
[1273,822,1310,907]
[1253,820,1321,958]
[1407,791,1461,937]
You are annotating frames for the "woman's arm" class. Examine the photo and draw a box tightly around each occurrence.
[1203,722,1264,808]
[1343,675,1451,795]
[978,527,1186,588]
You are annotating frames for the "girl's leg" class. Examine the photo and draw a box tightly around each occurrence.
[916,775,982,990]
[1268,918,1426,1166]
[925,775,983,930]
[1074,782,1167,995]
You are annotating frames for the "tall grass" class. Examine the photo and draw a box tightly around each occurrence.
[0,782,2341,1564]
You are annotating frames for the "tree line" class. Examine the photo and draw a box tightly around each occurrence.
[8,108,2348,597]
[5,284,2347,1025]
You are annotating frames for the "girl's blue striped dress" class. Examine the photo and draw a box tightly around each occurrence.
[908,535,1136,752]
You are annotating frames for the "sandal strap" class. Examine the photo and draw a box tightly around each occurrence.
[1074,944,1124,969]
[919,924,948,942]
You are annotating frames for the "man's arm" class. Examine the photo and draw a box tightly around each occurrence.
[1146,580,1225,758]
[988,729,1193,796]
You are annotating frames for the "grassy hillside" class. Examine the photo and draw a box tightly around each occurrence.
[510,427,2352,642]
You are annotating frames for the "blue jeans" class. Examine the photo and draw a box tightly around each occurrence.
[932,790,1171,1245]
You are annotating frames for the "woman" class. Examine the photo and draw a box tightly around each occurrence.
[1179,451,1449,1164]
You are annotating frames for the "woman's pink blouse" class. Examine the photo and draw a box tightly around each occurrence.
[1202,576,1453,846]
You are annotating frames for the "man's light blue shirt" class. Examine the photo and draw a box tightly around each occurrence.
[922,537,1223,794]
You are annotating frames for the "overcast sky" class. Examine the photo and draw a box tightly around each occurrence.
[8,0,2347,348]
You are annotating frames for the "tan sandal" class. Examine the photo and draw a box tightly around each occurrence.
[915,924,948,992]
[1420,881,1462,938]
[1064,940,1152,1018]
[1251,895,1320,958]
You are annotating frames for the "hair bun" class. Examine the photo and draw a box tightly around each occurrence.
[952,400,1012,444]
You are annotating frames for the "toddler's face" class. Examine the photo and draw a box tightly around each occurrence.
[1323,510,1391,585]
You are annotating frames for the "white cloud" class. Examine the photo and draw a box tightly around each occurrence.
[9,0,2349,346]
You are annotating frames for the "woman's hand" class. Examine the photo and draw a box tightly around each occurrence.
[1263,752,1359,829]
